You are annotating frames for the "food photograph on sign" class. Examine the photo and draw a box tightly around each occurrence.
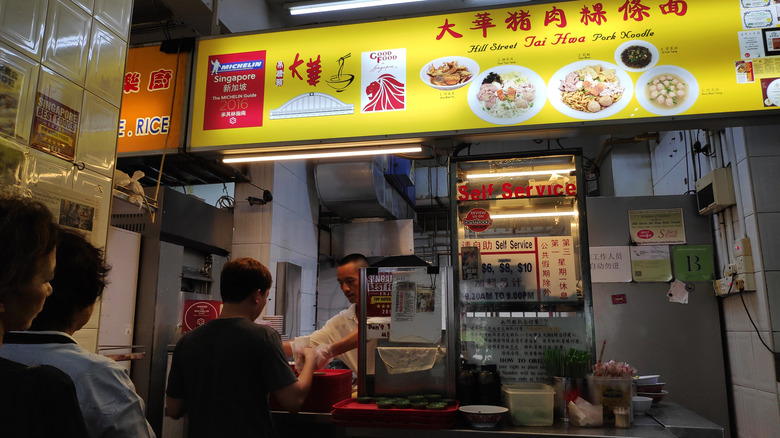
[636,66,699,116]
[548,60,633,119]
[614,40,659,72]
[420,56,479,90]
[467,66,547,125]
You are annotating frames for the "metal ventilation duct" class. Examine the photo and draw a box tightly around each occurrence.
[314,161,413,220]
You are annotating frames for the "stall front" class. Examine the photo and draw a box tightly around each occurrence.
[174,0,779,435]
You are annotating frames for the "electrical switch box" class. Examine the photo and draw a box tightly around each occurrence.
[714,278,732,296]
[733,238,751,257]
[734,255,754,274]
[695,167,736,215]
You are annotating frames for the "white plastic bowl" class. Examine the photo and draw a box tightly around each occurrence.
[459,405,508,429]
[634,374,660,385]
[632,396,653,415]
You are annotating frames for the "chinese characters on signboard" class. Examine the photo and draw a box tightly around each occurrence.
[462,317,588,381]
[459,236,577,303]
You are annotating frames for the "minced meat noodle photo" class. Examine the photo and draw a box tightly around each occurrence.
[475,71,537,118]
[557,64,624,113]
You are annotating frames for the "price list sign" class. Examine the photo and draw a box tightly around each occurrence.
[459,236,577,303]
[461,317,588,381]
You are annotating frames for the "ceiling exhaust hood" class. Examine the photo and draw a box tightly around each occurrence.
[314,160,414,220]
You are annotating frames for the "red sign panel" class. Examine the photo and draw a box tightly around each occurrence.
[182,299,222,333]
[464,208,493,233]
[204,51,267,130]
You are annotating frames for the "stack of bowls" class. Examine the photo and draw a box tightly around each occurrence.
[635,375,668,403]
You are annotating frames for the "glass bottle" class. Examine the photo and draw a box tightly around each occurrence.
[477,364,501,405]
[457,362,477,405]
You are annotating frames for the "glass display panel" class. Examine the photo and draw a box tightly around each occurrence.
[453,153,593,383]
[359,266,455,398]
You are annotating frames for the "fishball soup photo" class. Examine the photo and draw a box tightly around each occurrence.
[645,73,687,108]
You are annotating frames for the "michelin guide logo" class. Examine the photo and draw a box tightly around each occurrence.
[209,58,264,75]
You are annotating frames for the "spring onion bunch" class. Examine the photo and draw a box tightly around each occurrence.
[543,348,592,378]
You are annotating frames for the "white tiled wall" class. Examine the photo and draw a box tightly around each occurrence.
[232,160,320,337]
[0,0,132,352]
[651,126,780,437]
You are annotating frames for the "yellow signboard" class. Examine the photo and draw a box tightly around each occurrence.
[190,0,779,151]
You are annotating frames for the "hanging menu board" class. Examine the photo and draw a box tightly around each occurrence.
[190,0,779,151]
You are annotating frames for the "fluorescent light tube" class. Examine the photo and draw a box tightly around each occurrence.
[289,0,426,15]
[223,146,421,163]
[491,211,578,219]
[466,169,576,179]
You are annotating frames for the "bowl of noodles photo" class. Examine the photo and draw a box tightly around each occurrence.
[547,60,633,120]
[635,65,698,116]
[466,65,546,125]
[420,56,479,91]
[614,40,659,72]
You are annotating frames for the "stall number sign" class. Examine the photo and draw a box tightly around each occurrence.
[459,236,577,303]
[462,317,587,382]
[672,245,715,282]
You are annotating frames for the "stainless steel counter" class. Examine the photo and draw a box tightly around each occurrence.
[272,402,724,438]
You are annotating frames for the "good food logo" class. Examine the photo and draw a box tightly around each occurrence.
[464,208,493,233]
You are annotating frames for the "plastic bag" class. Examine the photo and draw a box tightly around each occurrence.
[292,336,310,372]
[568,397,603,427]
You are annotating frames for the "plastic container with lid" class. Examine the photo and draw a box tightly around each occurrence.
[501,382,554,426]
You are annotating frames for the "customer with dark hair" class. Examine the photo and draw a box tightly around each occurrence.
[166,257,316,438]
[0,196,88,437]
[1,228,155,438]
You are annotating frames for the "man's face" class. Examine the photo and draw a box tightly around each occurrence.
[337,262,361,305]
[3,249,56,331]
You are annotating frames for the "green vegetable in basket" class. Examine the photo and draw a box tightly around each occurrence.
[543,348,592,378]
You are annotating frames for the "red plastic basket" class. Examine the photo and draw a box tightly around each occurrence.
[270,369,353,412]
[330,399,458,429]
